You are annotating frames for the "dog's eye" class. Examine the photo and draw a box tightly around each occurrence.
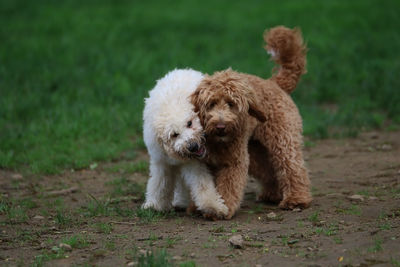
[209,102,216,109]
[187,121,192,128]
[227,101,235,107]
[172,132,179,138]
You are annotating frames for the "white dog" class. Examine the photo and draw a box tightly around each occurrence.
[142,69,228,218]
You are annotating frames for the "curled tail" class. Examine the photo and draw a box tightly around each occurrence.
[264,26,307,94]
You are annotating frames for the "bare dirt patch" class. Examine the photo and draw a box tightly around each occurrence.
[1,131,400,266]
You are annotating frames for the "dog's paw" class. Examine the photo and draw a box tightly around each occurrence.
[141,201,158,210]
[223,208,236,220]
[142,201,171,211]
[186,202,200,215]
[200,201,229,220]
[202,212,218,221]
[214,200,229,217]
[278,195,311,210]
[256,191,281,204]
[201,198,236,220]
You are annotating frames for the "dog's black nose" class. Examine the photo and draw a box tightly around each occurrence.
[188,143,199,153]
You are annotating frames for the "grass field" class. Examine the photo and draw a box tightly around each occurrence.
[1,0,400,173]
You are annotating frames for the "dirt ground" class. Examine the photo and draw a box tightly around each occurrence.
[1,131,400,267]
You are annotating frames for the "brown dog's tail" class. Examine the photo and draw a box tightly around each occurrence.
[264,26,307,94]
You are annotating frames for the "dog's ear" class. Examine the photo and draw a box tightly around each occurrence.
[190,77,211,113]
[190,89,201,113]
[248,98,267,122]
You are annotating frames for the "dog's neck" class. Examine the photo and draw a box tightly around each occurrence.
[205,136,247,164]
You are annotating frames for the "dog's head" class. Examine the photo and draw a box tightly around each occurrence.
[144,69,207,161]
[155,109,206,161]
[191,70,266,143]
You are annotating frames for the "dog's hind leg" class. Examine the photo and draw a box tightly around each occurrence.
[142,160,177,211]
[248,140,282,204]
[181,162,228,219]
[254,127,312,210]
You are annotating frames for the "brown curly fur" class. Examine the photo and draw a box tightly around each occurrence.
[191,26,312,219]
[266,26,307,94]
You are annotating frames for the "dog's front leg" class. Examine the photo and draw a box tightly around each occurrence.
[181,162,228,219]
[214,153,249,219]
[142,160,176,211]
[172,178,190,210]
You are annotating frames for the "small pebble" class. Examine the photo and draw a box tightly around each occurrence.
[380,144,392,151]
[11,174,23,181]
[348,194,364,201]
[229,234,244,249]
[59,243,72,251]
[33,215,45,220]
[267,212,277,219]
[172,255,183,261]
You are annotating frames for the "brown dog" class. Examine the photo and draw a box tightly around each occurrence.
[191,26,312,219]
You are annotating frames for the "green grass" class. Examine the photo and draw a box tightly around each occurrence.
[335,204,362,216]
[81,198,114,217]
[1,0,400,173]
[368,238,383,253]
[33,245,70,267]
[105,177,145,198]
[79,194,133,218]
[345,204,362,216]
[135,208,176,224]
[105,161,149,175]
[308,211,320,223]
[180,261,197,267]
[62,234,90,249]
[0,197,33,223]
[391,257,400,267]
[165,237,179,248]
[33,252,63,267]
[105,240,117,251]
[314,223,338,237]
[333,236,343,244]
[93,222,113,234]
[247,204,264,214]
[137,249,174,267]
[55,209,73,227]
[210,225,225,233]
[379,222,392,231]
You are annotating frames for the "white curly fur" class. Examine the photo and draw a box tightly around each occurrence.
[142,69,228,218]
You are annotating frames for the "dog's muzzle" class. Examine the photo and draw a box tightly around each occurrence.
[187,142,206,158]
[214,123,225,136]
